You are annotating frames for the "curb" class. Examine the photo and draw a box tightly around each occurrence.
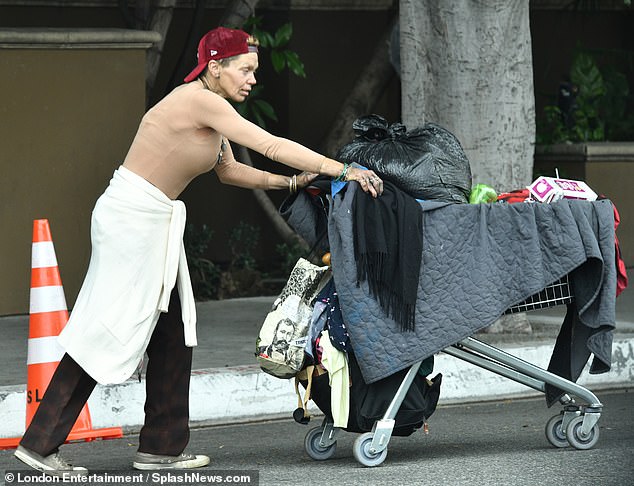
[1,338,633,439]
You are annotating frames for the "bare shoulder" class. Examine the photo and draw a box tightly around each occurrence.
[186,84,232,109]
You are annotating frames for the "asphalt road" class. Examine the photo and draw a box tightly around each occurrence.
[1,389,632,486]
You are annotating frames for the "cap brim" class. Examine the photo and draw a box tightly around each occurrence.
[183,62,207,83]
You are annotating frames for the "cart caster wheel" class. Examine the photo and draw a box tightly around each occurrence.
[566,415,600,450]
[353,432,388,467]
[304,426,337,460]
[545,414,569,448]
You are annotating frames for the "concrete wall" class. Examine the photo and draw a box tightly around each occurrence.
[0,29,160,315]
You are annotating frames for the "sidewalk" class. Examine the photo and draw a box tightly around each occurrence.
[1,279,632,439]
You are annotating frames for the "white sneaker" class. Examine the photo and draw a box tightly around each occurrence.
[133,451,210,470]
[15,445,87,477]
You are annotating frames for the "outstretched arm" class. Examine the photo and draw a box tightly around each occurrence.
[192,90,383,196]
[214,141,317,191]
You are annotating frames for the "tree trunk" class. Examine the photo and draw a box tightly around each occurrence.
[399,0,535,333]
[399,0,535,191]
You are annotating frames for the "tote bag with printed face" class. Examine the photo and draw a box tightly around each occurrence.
[256,258,330,379]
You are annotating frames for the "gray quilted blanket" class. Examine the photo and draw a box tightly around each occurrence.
[326,183,616,384]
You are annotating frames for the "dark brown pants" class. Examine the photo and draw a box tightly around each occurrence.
[20,288,192,457]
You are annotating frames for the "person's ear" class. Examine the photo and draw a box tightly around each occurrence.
[208,60,221,79]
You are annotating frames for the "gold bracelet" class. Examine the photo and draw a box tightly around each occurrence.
[289,174,298,194]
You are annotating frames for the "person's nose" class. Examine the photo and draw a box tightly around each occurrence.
[248,72,257,85]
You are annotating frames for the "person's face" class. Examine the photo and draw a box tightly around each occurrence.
[215,52,258,102]
[273,321,294,351]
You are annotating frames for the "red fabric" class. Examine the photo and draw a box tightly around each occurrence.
[497,188,530,203]
[613,203,628,297]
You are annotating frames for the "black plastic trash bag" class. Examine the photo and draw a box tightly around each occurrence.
[337,114,472,203]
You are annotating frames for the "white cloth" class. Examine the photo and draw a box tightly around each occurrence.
[319,330,349,428]
[58,166,196,384]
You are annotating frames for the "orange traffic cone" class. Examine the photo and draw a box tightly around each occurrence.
[0,219,122,450]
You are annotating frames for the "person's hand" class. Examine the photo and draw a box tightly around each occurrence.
[296,172,319,190]
[345,167,384,197]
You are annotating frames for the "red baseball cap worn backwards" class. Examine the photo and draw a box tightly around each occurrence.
[184,27,258,83]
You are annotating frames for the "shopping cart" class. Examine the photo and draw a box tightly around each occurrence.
[288,182,606,467]
[304,274,602,466]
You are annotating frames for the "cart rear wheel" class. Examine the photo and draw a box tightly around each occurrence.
[353,432,388,467]
[566,415,600,450]
[545,414,569,448]
[304,426,337,460]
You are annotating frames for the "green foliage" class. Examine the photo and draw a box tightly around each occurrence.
[246,18,306,77]
[569,52,605,141]
[537,50,634,144]
[275,241,310,275]
[540,105,570,144]
[229,221,260,271]
[185,221,265,300]
[230,16,306,128]
[184,223,220,300]
[215,221,265,299]
[235,85,278,127]
[601,65,634,140]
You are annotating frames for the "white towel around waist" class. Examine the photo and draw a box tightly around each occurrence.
[58,166,197,384]
[112,166,196,341]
